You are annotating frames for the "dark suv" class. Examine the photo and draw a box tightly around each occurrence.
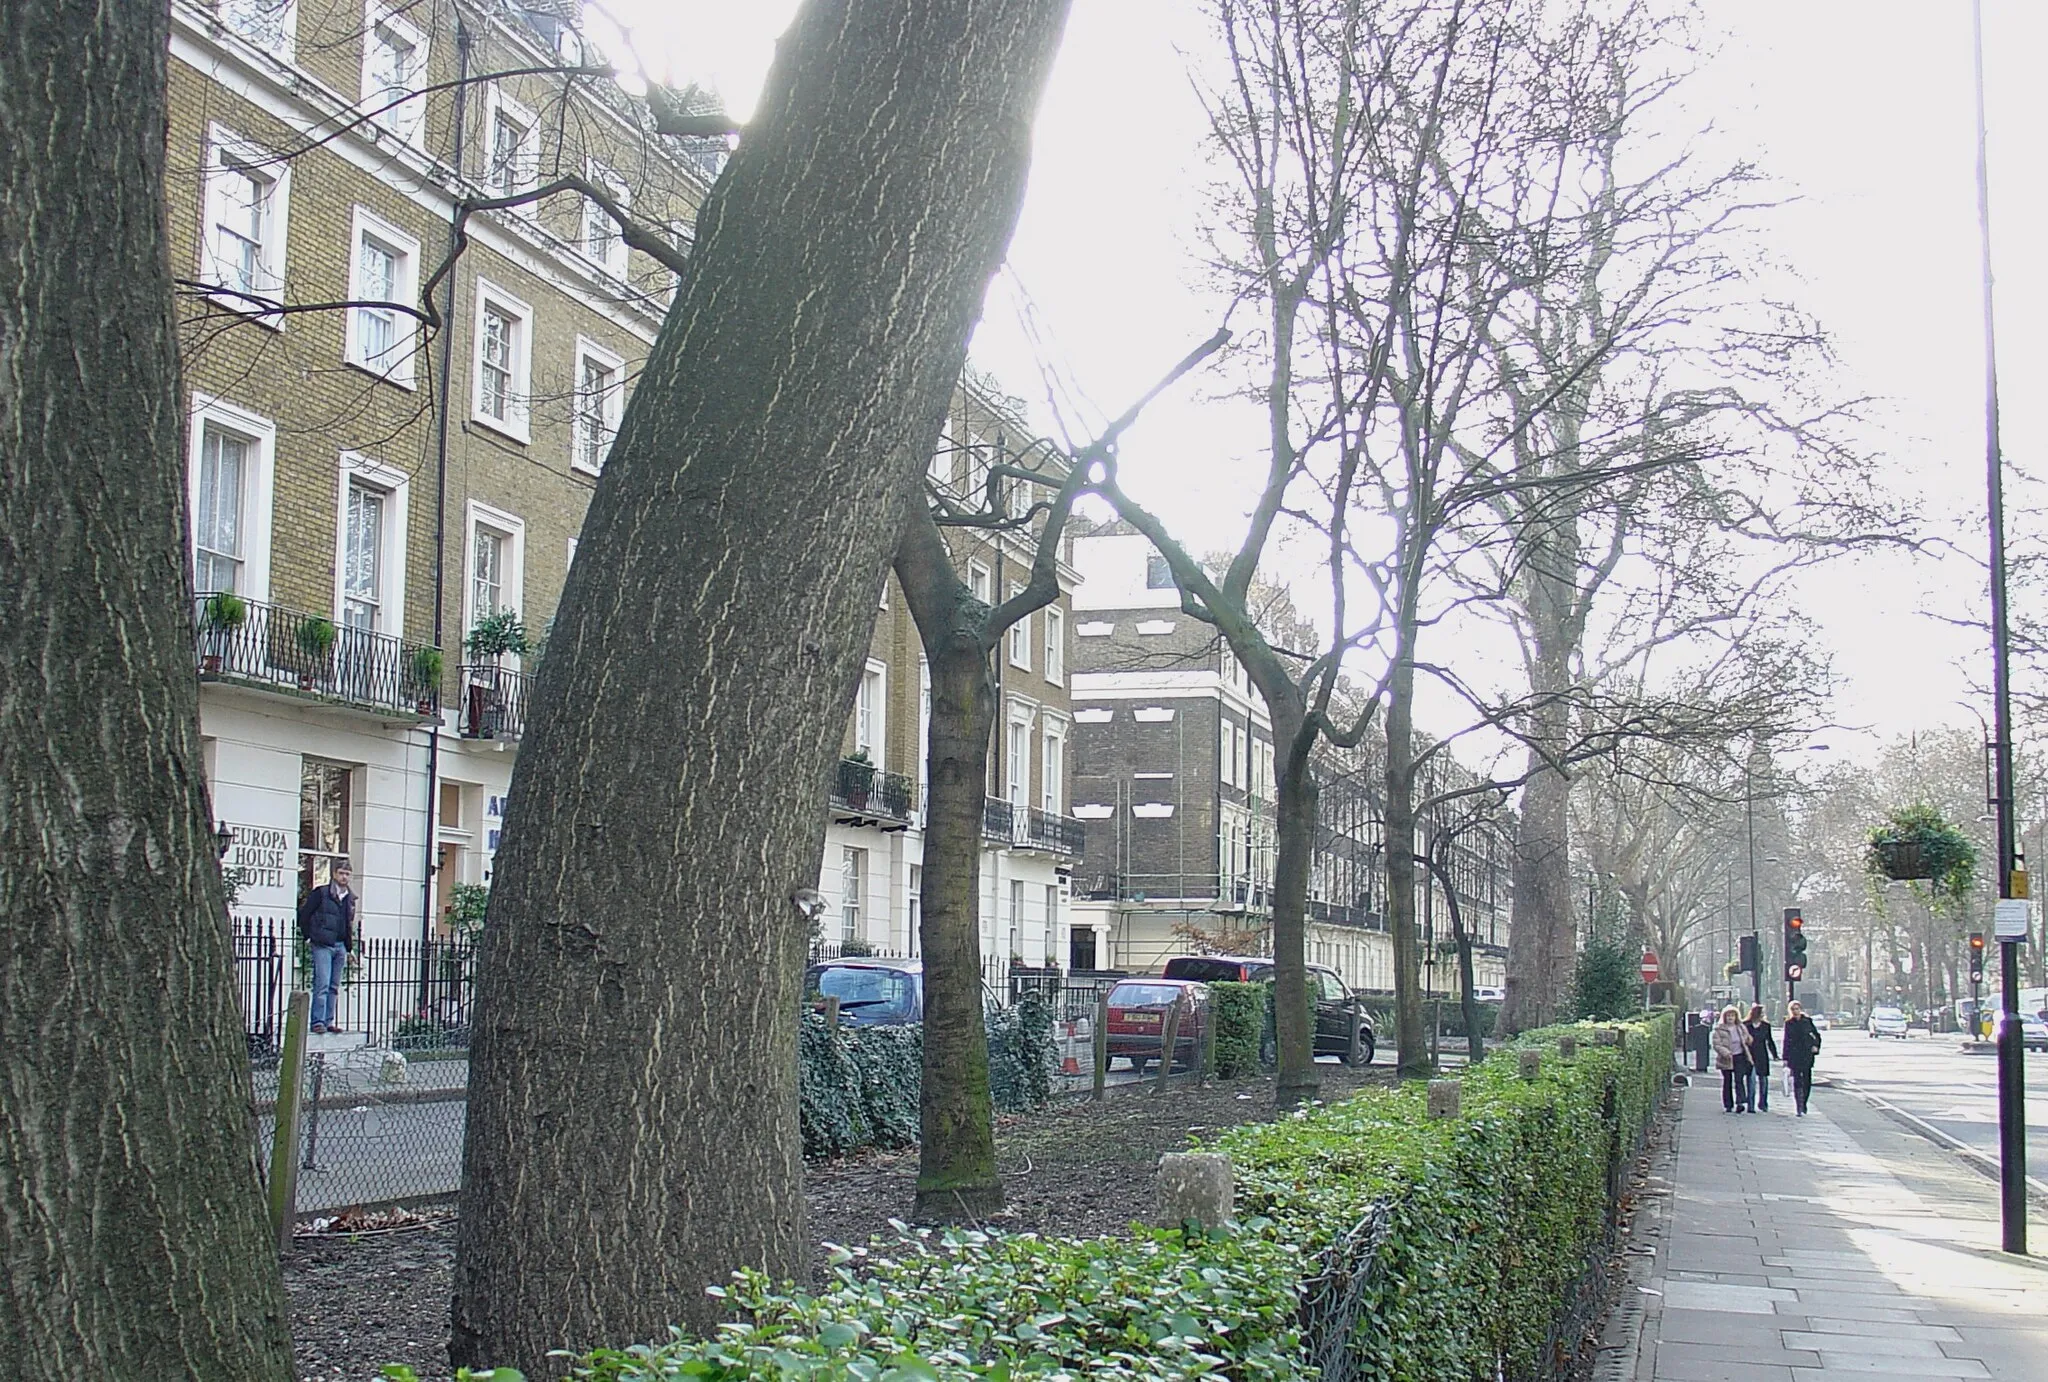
[1161,954,1374,1065]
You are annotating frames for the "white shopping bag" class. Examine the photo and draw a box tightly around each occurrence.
[1780,1068,1794,1097]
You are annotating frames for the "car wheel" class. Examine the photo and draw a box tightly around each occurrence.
[1344,1029,1375,1066]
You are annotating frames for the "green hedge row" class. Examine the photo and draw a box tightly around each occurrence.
[566,1013,1673,1381]
[799,997,1057,1160]
[1210,982,1264,1078]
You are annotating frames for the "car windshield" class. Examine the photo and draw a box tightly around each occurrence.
[1872,1008,1905,1021]
[812,966,917,1022]
[1110,983,1190,1008]
[1162,957,1247,983]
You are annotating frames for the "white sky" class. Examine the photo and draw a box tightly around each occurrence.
[622,1,2047,769]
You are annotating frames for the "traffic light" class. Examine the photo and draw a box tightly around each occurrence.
[1783,909,1808,983]
[1969,932,1986,987]
[1738,933,1759,976]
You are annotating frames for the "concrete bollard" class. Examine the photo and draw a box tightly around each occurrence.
[1157,1151,1234,1230]
[1557,1034,1577,1062]
[1518,1049,1542,1081]
[1427,1079,1462,1119]
[1593,1026,1623,1049]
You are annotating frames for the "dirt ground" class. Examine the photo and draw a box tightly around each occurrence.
[284,1065,1393,1381]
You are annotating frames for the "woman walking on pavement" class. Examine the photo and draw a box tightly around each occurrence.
[1744,1003,1779,1113]
[1782,1000,1823,1116]
[1712,1006,1749,1112]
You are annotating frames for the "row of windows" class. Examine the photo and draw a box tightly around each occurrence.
[851,661,1071,815]
[197,119,629,467]
[189,393,538,649]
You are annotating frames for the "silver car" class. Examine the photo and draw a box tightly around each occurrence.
[1867,1006,1909,1039]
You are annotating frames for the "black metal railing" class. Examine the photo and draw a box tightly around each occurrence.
[983,797,1014,839]
[232,915,478,1053]
[980,799,1085,856]
[458,663,531,741]
[830,758,914,821]
[195,595,439,718]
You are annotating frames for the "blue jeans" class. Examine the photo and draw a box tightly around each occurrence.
[310,943,348,1029]
[1745,1062,1771,1111]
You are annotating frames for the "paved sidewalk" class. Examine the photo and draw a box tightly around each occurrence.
[1628,1073,2048,1380]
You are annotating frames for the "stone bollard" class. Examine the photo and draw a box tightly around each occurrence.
[1518,1049,1542,1081]
[1427,1079,1462,1119]
[1557,1034,1577,1062]
[1593,1026,1624,1049]
[1157,1152,1234,1231]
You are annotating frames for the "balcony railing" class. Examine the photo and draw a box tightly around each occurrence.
[194,594,438,719]
[458,664,531,742]
[981,798,1084,856]
[830,757,914,826]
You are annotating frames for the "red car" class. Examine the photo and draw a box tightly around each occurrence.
[1105,978,1209,1073]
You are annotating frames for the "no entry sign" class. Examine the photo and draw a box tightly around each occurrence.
[1639,951,1661,983]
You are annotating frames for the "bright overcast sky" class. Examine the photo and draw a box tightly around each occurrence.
[618,1,2048,767]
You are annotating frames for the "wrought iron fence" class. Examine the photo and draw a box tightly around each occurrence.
[830,757,915,821]
[194,594,439,718]
[232,916,477,1055]
[458,662,530,741]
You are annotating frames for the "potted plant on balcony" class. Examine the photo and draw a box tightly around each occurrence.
[843,747,874,809]
[406,646,444,715]
[199,591,246,675]
[464,611,530,737]
[295,616,337,690]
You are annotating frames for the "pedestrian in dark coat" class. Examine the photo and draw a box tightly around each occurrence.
[296,862,356,1034]
[1781,1000,1823,1116]
[1744,1003,1779,1112]
[1687,1012,1713,1072]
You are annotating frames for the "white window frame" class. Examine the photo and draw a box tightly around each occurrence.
[854,660,886,768]
[1006,711,1032,809]
[360,2,429,150]
[1007,585,1031,670]
[1041,722,1065,814]
[569,335,625,475]
[333,452,410,639]
[219,0,297,59]
[1220,720,1236,786]
[1043,603,1064,685]
[187,394,277,602]
[345,207,419,387]
[918,656,932,802]
[929,420,955,490]
[483,85,540,199]
[967,561,991,606]
[840,846,865,944]
[462,501,526,660]
[582,159,631,279]
[199,124,290,324]
[471,279,533,442]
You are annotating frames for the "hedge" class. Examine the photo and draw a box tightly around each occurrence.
[800,996,1057,1160]
[562,1013,1672,1382]
[1210,982,1264,1078]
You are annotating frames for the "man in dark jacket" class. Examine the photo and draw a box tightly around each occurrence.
[296,861,355,1034]
[1781,1000,1823,1116]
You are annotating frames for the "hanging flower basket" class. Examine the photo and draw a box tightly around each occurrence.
[1865,804,1976,903]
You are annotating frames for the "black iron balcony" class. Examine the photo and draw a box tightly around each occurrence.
[831,757,914,828]
[981,797,1084,856]
[458,664,531,741]
[194,594,438,719]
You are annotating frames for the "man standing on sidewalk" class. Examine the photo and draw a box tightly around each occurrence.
[297,861,355,1034]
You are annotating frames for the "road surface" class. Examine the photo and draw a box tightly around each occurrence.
[1818,1025,2048,1180]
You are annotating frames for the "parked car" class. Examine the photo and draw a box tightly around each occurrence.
[802,957,1000,1028]
[1811,1013,1832,1032]
[1160,953,1376,1065]
[1104,977,1210,1073]
[1867,1006,1910,1039]
[2015,1013,2048,1052]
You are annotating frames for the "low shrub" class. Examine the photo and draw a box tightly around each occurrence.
[799,1001,1056,1160]
[584,1013,1673,1381]
[564,1224,1311,1380]
[1210,982,1264,1077]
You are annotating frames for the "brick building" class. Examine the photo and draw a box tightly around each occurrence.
[171,0,707,940]
[1065,528,1509,995]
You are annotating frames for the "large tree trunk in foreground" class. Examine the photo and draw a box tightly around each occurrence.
[1501,736,1572,1034]
[0,2,293,1376]
[451,2,1072,1372]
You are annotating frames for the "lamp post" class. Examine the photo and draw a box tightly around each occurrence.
[1969,0,2027,1258]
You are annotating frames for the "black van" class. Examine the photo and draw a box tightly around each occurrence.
[1160,954,1374,1064]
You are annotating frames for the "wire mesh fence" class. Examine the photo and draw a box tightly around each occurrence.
[253,1047,468,1217]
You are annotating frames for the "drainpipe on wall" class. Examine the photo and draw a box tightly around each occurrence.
[418,17,475,977]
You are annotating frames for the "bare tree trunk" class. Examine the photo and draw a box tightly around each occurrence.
[1269,707,1320,1104]
[1386,651,1429,1077]
[895,520,1003,1219]
[0,2,293,1376]
[451,2,1071,1372]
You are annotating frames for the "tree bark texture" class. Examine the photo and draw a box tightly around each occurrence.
[0,1,294,1376]
[1268,704,1320,1104]
[451,2,1072,1372]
